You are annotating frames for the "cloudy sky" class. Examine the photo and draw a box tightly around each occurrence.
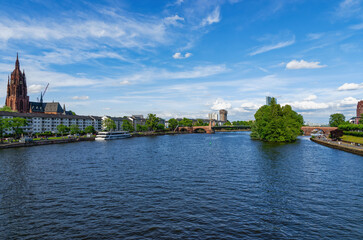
[0,0,362,124]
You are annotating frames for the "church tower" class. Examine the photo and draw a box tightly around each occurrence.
[5,53,30,113]
[357,100,363,124]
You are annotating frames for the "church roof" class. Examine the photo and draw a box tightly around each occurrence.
[30,101,69,114]
[44,102,63,113]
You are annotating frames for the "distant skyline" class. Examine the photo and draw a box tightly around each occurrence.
[0,0,362,123]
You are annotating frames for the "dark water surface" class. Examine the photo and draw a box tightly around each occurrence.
[0,132,362,239]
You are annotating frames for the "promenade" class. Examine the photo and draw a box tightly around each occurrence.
[311,137,363,156]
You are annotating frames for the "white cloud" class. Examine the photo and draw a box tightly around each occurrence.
[201,7,221,26]
[307,33,324,40]
[336,0,361,18]
[0,13,167,49]
[72,96,89,100]
[286,60,327,69]
[304,95,318,101]
[175,0,184,5]
[350,22,363,29]
[211,98,231,110]
[249,38,295,56]
[28,84,43,94]
[120,80,131,85]
[288,101,330,110]
[240,102,261,110]
[172,52,192,59]
[119,64,227,84]
[337,82,363,91]
[340,96,358,105]
[164,15,184,26]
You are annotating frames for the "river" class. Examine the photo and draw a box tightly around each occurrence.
[0,132,362,239]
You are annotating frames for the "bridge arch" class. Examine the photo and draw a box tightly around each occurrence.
[193,128,207,133]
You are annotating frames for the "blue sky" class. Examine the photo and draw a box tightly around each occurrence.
[0,0,362,124]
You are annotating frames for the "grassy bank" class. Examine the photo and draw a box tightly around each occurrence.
[342,135,363,144]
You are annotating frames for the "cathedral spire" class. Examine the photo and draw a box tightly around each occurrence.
[15,52,20,69]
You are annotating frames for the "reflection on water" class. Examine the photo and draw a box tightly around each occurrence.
[0,132,362,239]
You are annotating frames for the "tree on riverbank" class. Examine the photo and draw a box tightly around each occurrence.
[122,120,134,132]
[57,124,69,136]
[0,118,11,143]
[179,118,193,127]
[103,118,116,131]
[146,113,160,131]
[85,126,96,134]
[70,125,80,135]
[168,118,178,130]
[9,117,28,138]
[329,113,345,127]
[251,98,303,142]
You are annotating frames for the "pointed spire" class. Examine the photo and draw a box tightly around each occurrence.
[15,52,20,69]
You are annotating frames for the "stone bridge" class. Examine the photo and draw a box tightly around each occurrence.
[176,122,215,134]
[301,126,337,136]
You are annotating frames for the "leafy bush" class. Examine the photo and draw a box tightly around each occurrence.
[338,124,363,131]
[343,131,363,137]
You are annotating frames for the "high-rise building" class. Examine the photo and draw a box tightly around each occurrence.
[266,96,277,105]
[219,109,228,122]
[208,112,218,121]
[5,53,30,113]
[266,96,272,105]
[357,100,363,124]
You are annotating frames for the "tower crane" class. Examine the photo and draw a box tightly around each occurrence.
[39,83,49,103]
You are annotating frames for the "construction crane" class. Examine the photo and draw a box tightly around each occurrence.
[39,83,49,103]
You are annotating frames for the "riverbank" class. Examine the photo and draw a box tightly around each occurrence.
[0,137,94,149]
[311,137,363,156]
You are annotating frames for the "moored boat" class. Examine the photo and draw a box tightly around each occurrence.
[95,131,131,140]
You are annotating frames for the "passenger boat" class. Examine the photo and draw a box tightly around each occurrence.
[95,131,131,140]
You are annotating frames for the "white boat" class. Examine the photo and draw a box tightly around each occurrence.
[95,131,131,140]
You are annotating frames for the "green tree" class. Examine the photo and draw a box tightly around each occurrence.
[85,125,95,134]
[136,124,148,132]
[194,119,208,126]
[251,98,303,142]
[0,118,11,143]
[329,113,345,127]
[103,118,116,131]
[57,124,69,136]
[9,117,28,139]
[0,106,14,112]
[168,118,178,130]
[122,119,134,132]
[156,123,165,130]
[179,118,193,127]
[223,121,232,126]
[145,113,160,131]
[70,124,80,135]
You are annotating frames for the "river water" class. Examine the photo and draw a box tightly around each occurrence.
[0,132,362,239]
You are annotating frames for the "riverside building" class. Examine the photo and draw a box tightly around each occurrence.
[0,111,128,134]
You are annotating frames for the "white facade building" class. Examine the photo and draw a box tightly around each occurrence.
[0,112,127,134]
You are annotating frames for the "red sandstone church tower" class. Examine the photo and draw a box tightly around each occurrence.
[357,100,363,124]
[5,54,30,113]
